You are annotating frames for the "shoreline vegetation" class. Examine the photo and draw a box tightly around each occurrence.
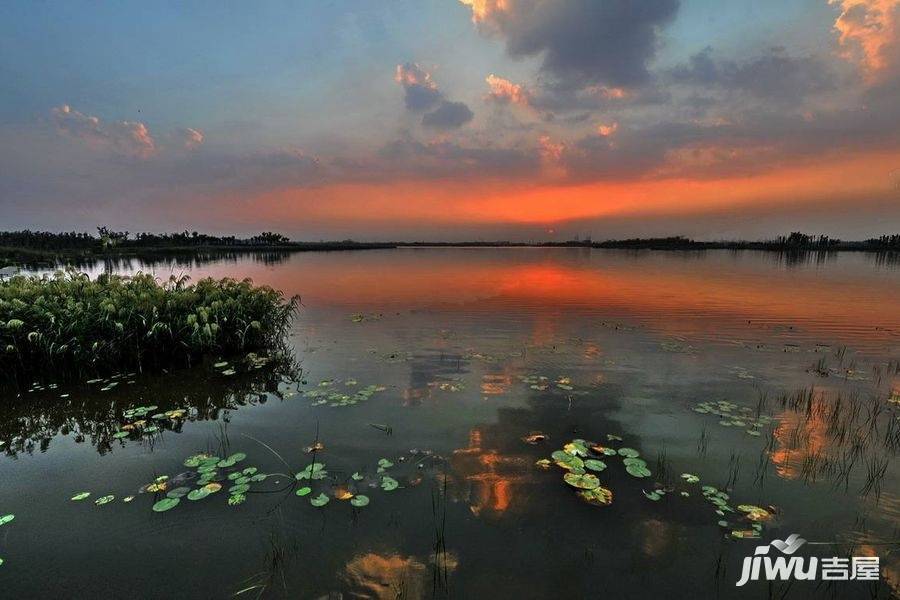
[1,229,899,268]
[0,270,298,387]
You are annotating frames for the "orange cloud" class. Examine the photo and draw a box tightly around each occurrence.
[485,74,531,106]
[596,122,618,137]
[222,146,900,228]
[459,0,509,24]
[831,0,900,79]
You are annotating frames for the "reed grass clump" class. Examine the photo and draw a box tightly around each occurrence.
[0,270,298,385]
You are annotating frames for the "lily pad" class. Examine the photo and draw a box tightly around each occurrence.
[563,472,600,490]
[643,490,663,501]
[680,473,700,484]
[95,495,114,506]
[152,498,179,512]
[166,487,191,499]
[351,472,364,481]
[617,448,640,458]
[577,486,613,506]
[583,459,607,472]
[187,489,210,501]
[622,457,646,468]
[350,495,370,507]
[229,484,250,495]
[227,452,247,463]
[377,458,394,469]
[0,514,14,525]
[381,476,399,491]
[228,493,246,506]
[70,492,91,501]
[202,483,222,493]
[295,486,312,497]
[310,493,330,507]
[625,463,651,478]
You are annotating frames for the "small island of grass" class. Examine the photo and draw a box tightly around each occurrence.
[0,271,298,387]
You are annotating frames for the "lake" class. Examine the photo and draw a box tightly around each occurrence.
[2,248,899,598]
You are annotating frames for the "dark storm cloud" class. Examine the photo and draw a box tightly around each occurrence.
[669,46,837,101]
[464,0,680,89]
[394,62,443,111]
[421,100,474,129]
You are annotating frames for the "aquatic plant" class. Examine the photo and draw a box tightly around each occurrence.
[0,270,298,386]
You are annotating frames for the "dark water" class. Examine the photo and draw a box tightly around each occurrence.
[2,248,900,599]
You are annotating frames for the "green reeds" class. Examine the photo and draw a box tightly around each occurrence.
[0,270,298,386]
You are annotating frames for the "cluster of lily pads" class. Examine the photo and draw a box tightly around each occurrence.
[110,404,187,440]
[518,374,588,395]
[86,372,138,391]
[301,379,387,407]
[533,435,775,540]
[678,475,773,539]
[293,456,402,508]
[430,380,465,392]
[69,451,264,511]
[66,446,430,517]
[213,353,273,377]
[692,400,773,437]
[537,435,650,507]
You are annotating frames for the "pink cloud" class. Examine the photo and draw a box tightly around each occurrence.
[831,0,900,79]
[180,127,204,150]
[51,104,157,158]
[485,74,532,106]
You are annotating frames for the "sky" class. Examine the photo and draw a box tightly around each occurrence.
[1,0,900,241]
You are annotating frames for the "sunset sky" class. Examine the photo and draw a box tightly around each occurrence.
[2,0,900,240]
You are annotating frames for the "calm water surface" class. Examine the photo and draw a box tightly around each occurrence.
[2,248,900,599]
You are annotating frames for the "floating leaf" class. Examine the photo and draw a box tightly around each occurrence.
[166,487,191,499]
[242,467,258,476]
[680,473,700,484]
[229,484,250,495]
[310,493,330,507]
[152,498,179,512]
[625,463,651,478]
[183,454,209,468]
[112,431,129,439]
[95,496,114,506]
[70,492,91,501]
[521,432,548,445]
[334,487,354,501]
[381,476,399,491]
[563,472,600,490]
[617,448,640,458]
[377,458,394,469]
[622,457,646,468]
[643,490,662,501]
[351,472,364,481]
[577,486,613,507]
[227,452,247,463]
[535,459,552,469]
[295,486,312,497]
[350,495,370,507]
[202,483,222,493]
[0,514,14,525]
[249,474,267,482]
[227,493,246,506]
[583,459,607,472]
[187,489,210,501]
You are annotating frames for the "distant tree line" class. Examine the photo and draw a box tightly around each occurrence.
[0,228,294,251]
